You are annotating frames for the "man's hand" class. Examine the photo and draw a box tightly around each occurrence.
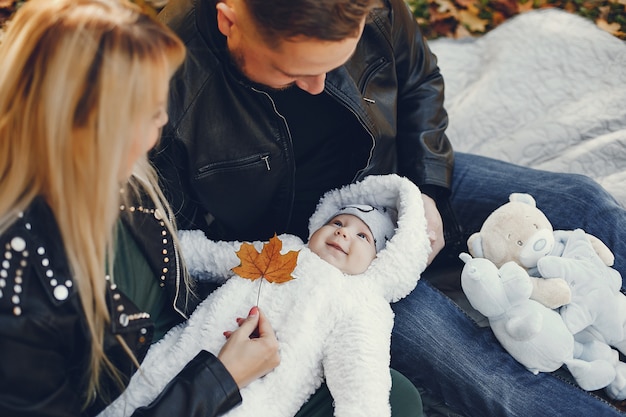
[219,306,280,389]
[421,194,445,265]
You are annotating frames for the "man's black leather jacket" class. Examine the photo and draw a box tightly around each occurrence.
[0,197,241,416]
[154,0,454,242]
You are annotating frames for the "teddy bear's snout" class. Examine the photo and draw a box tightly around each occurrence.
[533,238,547,251]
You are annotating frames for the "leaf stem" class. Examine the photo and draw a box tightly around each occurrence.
[256,277,263,307]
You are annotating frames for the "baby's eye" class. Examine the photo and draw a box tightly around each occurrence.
[332,220,343,227]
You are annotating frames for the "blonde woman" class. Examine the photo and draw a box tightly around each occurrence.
[0,1,279,416]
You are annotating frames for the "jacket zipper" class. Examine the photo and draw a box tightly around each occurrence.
[324,84,377,183]
[358,57,388,92]
[172,236,186,319]
[327,57,388,181]
[250,86,296,227]
[168,210,187,320]
[195,153,272,179]
[250,86,294,152]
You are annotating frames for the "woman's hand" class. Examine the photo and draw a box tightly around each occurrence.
[421,194,445,265]
[218,306,280,389]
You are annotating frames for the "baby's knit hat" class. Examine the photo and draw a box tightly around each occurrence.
[333,204,397,252]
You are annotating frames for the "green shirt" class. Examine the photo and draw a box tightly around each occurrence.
[113,220,182,342]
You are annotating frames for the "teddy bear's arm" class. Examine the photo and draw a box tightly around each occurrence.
[586,233,615,266]
[529,276,571,309]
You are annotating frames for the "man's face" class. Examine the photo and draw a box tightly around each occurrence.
[308,214,377,275]
[217,3,364,95]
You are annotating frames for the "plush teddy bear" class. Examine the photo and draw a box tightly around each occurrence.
[537,229,624,341]
[466,193,626,399]
[467,193,614,309]
[533,229,626,400]
[459,252,616,392]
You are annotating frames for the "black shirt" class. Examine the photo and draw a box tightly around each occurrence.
[267,86,368,239]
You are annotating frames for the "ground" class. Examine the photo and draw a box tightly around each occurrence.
[407,0,626,40]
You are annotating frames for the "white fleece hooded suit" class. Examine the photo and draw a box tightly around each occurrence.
[100,174,431,417]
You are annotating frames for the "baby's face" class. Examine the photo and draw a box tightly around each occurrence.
[308,214,377,275]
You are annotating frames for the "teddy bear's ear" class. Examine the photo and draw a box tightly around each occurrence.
[509,193,536,207]
[467,233,485,258]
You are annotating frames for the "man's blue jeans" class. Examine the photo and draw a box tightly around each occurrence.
[391,152,626,417]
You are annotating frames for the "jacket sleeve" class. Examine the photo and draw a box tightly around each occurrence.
[0,300,86,417]
[131,350,242,417]
[387,0,454,196]
[385,0,463,243]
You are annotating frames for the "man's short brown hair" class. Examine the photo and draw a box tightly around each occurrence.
[244,0,380,45]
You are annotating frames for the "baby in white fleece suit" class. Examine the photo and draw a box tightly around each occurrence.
[100,174,431,417]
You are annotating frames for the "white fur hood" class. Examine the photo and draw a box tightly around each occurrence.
[307,174,431,302]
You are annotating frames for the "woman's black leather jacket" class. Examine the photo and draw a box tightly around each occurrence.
[153,0,455,242]
[0,197,241,417]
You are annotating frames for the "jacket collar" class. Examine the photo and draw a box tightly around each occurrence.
[198,0,226,56]
[119,204,190,319]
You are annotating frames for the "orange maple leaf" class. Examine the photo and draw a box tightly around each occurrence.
[233,234,298,284]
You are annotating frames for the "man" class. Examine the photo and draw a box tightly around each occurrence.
[154,0,626,415]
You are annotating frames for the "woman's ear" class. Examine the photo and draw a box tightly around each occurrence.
[216,2,237,37]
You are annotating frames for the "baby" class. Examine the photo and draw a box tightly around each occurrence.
[100,174,431,417]
[308,203,397,275]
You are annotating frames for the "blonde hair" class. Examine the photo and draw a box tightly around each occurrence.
[0,0,185,406]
